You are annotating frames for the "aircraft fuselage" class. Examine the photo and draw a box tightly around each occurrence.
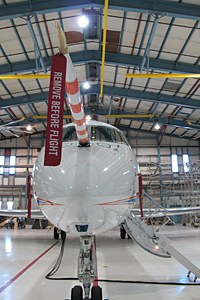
[32,121,138,235]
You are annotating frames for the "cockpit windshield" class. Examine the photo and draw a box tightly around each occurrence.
[62,125,128,145]
[62,126,76,142]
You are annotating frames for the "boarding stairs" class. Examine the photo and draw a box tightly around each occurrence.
[124,192,200,281]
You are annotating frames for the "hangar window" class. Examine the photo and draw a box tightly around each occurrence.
[0,156,5,175]
[9,156,16,175]
[7,201,13,210]
[171,154,178,173]
[183,154,189,173]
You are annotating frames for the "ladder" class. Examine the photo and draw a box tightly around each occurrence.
[124,213,200,280]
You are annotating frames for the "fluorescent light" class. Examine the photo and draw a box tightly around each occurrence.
[26,124,33,131]
[154,123,160,130]
[77,15,89,28]
[86,115,91,121]
[83,81,90,89]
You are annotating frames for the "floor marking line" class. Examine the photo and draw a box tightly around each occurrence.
[0,241,59,294]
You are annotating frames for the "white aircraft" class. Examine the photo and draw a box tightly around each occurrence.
[31,118,200,300]
[32,119,139,236]
[2,117,200,299]
[1,23,200,300]
[31,24,200,300]
[32,114,141,299]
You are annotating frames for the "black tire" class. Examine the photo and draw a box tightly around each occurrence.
[53,227,59,240]
[71,285,83,300]
[120,226,126,239]
[91,286,102,300]
[61,230,66,240]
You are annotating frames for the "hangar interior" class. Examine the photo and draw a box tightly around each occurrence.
[1,0,200,214]
[0,1,200,300]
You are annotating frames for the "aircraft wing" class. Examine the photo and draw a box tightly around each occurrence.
[133,206,200,218]
[1,206,199,220]
[0,209,45,219]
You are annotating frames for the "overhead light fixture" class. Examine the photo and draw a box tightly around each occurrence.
[77,15,89,28]
[83,81,90,89]
[154,123,160,130]
[26,124,33,131]
[86,115,91,121]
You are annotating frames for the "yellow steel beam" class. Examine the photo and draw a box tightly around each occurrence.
[31,114,156,119]
[1,73,199,80]
[100,0,109,100]
[0,74,50,79]
[31,115,72,119]
[125,73,200,79]
[104,114,156,119]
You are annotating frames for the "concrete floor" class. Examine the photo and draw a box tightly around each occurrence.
[0,225,200,300]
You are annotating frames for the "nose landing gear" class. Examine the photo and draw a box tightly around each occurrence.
[69,235,103,300]
[91,286,102,300]
[70,285,102,300]
[71,285,83,300]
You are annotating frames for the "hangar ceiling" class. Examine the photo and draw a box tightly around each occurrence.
[0,0,200,143]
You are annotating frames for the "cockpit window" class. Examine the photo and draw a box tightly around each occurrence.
[90,126,128,145]
[62,125,128,145]
[62,126,76,141]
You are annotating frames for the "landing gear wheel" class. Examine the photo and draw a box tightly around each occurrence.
[61,230,66,240]
[71,285,83,300]
[91,286,102,300]
[53,227,59,240]
[120,226,126,239]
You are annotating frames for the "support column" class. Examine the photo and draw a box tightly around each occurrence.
[157,136,164,206]
[25,136,30,208]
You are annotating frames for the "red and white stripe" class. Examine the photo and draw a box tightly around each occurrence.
[64,53,89,145]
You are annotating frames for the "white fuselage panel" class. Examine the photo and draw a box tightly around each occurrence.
[33,138,138,235]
